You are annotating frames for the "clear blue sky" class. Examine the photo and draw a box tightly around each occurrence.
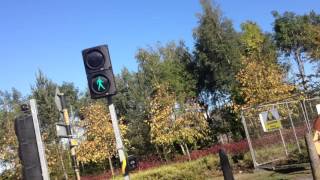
[0,0,319,95]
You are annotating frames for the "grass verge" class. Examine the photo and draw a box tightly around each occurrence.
[114,155,222,180]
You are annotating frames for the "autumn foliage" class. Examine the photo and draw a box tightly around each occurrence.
[77,102,128,163]
[149,84,209,159]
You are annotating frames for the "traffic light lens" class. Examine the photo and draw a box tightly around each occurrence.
[91,75,110,94]
[86,50,105,69]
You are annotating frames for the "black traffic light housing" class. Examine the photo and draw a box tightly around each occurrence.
[82,45,117,99]
[15,114,42,180]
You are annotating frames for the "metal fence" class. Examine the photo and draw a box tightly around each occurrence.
[241,96,320,168]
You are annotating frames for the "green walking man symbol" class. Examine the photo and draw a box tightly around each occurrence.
[96,76,106,91]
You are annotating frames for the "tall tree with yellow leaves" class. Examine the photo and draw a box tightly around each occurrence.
[149,85,176,160]
[149,84,209,161]
[0,90,21,179]
[173,104,209,160]
[234,22,295,110]
[77,102,127,176]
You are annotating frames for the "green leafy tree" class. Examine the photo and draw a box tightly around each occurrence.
[59,82,81,111]
[273,11,320,91]
[31,70,59,143]
[114,42,197,156]
[193,0,241,106]
[30,70,76,178]
[113,68,153,156]
[135,41,197,102]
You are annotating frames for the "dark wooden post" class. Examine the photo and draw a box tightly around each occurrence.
[305,132,320,180]
[219,149,234,180]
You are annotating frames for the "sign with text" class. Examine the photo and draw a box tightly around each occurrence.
[259,108,282,132]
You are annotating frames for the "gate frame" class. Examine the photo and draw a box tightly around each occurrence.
[241,96,320,168]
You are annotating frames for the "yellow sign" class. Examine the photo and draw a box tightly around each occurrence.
[259,108,282,132]
[265,120,282,131]
[70,139,78,146]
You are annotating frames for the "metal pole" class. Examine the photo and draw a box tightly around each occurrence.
[59,94,81,180]
[57,141,68,180]
[107,96,130,180]
[30,99,50,180]
[285,102,301,153]
[303,100,312,131]
[241,111,258,168]
[300,102,311,132]
[279,129,288,156]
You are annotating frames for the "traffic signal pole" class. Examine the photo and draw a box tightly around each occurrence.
[59,94,81,180]
[30,99,50,180]
[107,96,129,180]
[81,45,129,179]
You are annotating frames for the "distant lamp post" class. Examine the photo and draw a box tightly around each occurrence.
[170,102,181,125]
[174,102,180,111]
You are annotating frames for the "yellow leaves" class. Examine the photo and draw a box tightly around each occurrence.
[77,102,127,164]
[235,48,295,111]
[240,22,265,55]
[0,113,21,178]
[235,21,295,111]
[149,84,209,148]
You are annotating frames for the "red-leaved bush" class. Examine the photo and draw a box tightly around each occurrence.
[82,140,250,179]
[82,124,310,179]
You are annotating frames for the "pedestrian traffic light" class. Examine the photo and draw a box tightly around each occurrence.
[14,114,43,180]
[82,45,117,99]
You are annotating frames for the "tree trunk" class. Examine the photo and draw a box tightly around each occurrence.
[184,143,191,161]
[294,49,308,92]
[180,144,186,155]
[108,156,114,177]
[155,145,164,161]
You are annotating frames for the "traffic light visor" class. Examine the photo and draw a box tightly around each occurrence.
[85,50,105,69]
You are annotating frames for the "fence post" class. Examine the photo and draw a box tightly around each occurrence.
[300,102,311,133]
[241,111,258,168]
[219,149,234,180]
[285,102,301,153]
[303,100,312,131]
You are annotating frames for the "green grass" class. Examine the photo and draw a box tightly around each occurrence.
[112,155,311,180]
[114,155,222,180]
[111,149,310,180]
[214,169,312,180]
[111,140,310,180]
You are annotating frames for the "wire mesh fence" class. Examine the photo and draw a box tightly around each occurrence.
[241,96,320,167]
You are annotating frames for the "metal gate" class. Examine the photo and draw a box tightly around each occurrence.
[241,97,320,167]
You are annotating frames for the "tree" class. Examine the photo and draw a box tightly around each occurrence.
[273,11,320,91]
[116,42,197,156]
[30,70,76,178]
[77,102,127,175]
[148,84,176,160]
[148,84,209,161]
[173,101,209,160]
[135,41,197,102]
[31,70,59,143]
[0,89,22,179]
[193,0,241,106]
[59,82,81,111]
[235,22,295,109]
[113,68,153,156]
